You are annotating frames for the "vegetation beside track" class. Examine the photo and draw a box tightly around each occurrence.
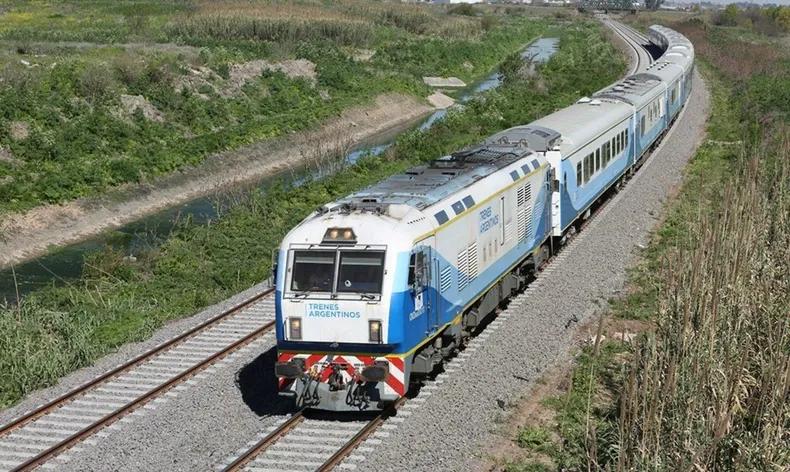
[0,19,625,410]
[501,14,789,472]
[0,1,550,212]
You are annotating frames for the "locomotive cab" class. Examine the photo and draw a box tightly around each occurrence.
[274,206,426,411]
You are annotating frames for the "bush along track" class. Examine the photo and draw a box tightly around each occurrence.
[503,18,789,472]
[0,1,547,213]
[0,21,625,410]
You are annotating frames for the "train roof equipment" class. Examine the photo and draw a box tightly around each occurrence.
[332,141,538,213]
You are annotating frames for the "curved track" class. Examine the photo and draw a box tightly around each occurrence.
[0,290,276,471]
[606,19,655,74]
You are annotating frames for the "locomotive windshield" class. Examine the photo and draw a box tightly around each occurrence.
[291,250,335,292]
[289,249,385,294]
[337,251,384,293]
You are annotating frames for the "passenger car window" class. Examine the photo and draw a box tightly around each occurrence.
[337,251,385,293]
[291,250,335,292]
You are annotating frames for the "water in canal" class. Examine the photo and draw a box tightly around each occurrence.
[0,38,558,302]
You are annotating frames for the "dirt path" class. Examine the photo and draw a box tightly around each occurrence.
[0,93,433,269]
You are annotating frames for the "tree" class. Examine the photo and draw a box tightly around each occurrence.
[720,4,739,26]
[776,7,790,32]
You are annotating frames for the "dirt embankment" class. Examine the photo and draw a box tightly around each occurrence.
[0,93,433,269]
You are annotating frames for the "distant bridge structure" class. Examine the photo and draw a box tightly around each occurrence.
[577,0,637,12]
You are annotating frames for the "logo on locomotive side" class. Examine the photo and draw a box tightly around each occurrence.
[479,206,500,234]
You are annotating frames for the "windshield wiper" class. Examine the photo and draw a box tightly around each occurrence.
[360,293,376,300]
[293,291,311,298]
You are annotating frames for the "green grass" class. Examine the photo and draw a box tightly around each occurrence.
[0,20,625,410]
[0,1,547,212]
[516,426,554,453]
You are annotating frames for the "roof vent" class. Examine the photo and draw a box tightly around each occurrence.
[577,96,592,104]
[590,99,602,106]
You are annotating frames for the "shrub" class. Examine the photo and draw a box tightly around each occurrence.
[713,4,739,26]
[481,15,499,31]
[113,53,144,86]
[448,4,478,17]
[78,63,116,102]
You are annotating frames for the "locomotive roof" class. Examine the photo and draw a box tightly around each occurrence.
[336,143,535,210]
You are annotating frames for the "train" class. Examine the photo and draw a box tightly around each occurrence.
[272,25,694,411]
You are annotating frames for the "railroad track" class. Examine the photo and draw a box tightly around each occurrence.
[221,400,403,472]
[0,288,277,472]
[606,19,655,74]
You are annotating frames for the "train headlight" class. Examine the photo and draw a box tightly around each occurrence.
[322,227,357,244]
[368,320,382,343]
[289,317,302,340]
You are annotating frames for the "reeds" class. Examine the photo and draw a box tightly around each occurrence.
[614,128,790,470]
[172,0,484,46]
[170,16,376,47]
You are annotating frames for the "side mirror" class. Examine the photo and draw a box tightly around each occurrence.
[270,248,279,286]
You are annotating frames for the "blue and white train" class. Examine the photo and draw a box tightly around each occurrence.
[273,25,694,411]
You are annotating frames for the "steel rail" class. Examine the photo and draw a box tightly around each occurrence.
[611,20,654,70]
[620,21,651,44]
[12,318,276,471]
[317,398,406,472]
[221,411,307,472]
[607,20,646,74]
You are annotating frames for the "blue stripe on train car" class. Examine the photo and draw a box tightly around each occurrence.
[558,150,630,230]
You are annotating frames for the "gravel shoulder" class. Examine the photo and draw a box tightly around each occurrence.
[0,93,432,269]
[356,70,710,472]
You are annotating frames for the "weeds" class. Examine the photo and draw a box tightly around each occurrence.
[169,17,376,48]
[617,134,789,470]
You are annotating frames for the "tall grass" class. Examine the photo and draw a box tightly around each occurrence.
[169,17,376,47]
[615,129,789,470]
[506,17,789,472]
